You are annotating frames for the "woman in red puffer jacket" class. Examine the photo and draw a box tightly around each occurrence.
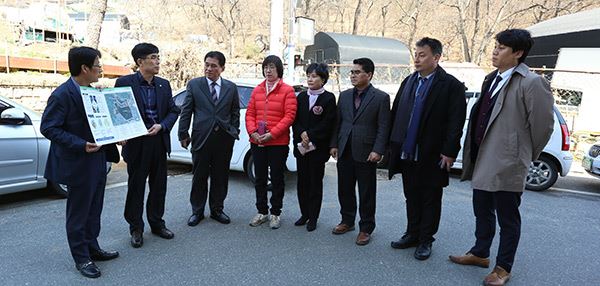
[246,55,297,229]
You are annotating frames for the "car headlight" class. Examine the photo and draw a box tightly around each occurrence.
[590,145,600,158]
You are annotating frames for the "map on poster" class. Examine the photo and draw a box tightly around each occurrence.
[80,86,148,145]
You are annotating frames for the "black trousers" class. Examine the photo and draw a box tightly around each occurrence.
[251,144,288,216]
[336,144,377,233]
[400,161,443,243]
[470,189,522,273]
[296,153,326,221]
[124,135,168,233]
[190,129,235,215]
[65,154,106,264]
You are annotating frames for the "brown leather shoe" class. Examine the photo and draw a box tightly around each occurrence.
[483,266,511,286]
[332,223,355,235]
[449,252,490,268]
[355,232,371,246]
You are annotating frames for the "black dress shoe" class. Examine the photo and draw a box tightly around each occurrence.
[306,220,317,232]
[210,211,231,224]
[414,242,432,260]
[131,230,143,248]
[294,216,309,226]
[188,213,205,226]
[391,234,419,249]
[76,261,101,278]
[151,227,174,239]
[90,249,119,261]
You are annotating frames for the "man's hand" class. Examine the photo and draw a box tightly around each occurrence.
[301,131,310,146]
[147,124,162,136]
[117,140,127,146]
[180,138,191,149]
[439,154,455,172]
[330,148,338,160]
[258,132,273,144]
[367,152,382,163]
[85,142,101,153]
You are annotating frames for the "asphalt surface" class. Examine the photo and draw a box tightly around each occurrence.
[1,163,599,285]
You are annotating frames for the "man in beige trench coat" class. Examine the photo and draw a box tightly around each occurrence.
[449,29,554,286]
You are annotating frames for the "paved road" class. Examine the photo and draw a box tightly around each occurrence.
[1,163,599,285]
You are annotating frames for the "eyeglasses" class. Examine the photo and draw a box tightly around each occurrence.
[349,70,364,76]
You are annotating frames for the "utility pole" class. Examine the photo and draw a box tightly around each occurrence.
[269,0,284,58]
[286,0,296,83]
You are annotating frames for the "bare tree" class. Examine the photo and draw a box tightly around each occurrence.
[394,0,422,58]
[352,0,364,34]
[85,0,107,49]
[529,0,597,22]
[380,3,389,37]
[205,0,242,58]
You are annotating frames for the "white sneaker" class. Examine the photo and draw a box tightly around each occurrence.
[249,213,269,227]
[269,215,281,229]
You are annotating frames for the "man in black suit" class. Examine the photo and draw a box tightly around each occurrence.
[41,47,120,278]
[179,51,240,226]
[115,43,179,248]
[388,37,466,260]
[330,58,390,246]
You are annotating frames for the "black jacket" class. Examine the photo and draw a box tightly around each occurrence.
[292,90,337,162]
[388,66,466,187]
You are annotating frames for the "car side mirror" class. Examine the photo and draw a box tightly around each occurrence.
[0,107,27,125]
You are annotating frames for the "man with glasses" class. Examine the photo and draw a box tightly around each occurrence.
[115,43,180,248]
[330,58,390,246]
[179,51,240,226]
[41,47,120,278]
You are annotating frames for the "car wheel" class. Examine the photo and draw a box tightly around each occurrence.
[49,181,68,198]
[245,154,256,184]
[244,153,273,190]
[525,156,558,191]
[48,162,112,198]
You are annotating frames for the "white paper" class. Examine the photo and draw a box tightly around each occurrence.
[297,142,316,155]
[80,86,148,145]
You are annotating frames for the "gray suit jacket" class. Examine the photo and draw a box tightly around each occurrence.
[178,77,240,151]
[330,85,390,162]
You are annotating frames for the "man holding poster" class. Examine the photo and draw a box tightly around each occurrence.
[41,47,120,278]
[115,43,180,248]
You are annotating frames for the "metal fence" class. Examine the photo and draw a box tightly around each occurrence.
[2,64,599,135]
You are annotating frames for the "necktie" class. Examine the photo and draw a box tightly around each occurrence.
[416,77,427,97]
[486,75,503,99]
[210,81,218,103]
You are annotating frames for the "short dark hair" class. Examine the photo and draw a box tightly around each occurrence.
[495,29,534,63]
[204,51,226,67]
[261,55,284,79]
[416,37,443,56]
[68,46,101,76]
[131,42,159,64]
[353,57,375,75]
[305,63,329,85]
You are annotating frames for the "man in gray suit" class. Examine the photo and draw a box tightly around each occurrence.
[330,58,390,246]
[179,51,240,226]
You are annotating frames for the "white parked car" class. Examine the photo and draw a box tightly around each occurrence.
[582,141,600,178]
[454,91,573,191]
[0,95,111,197]
[0,95,65,196]
[168,79,300,182]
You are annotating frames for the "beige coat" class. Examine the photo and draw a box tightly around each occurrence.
[461,63,554,192]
